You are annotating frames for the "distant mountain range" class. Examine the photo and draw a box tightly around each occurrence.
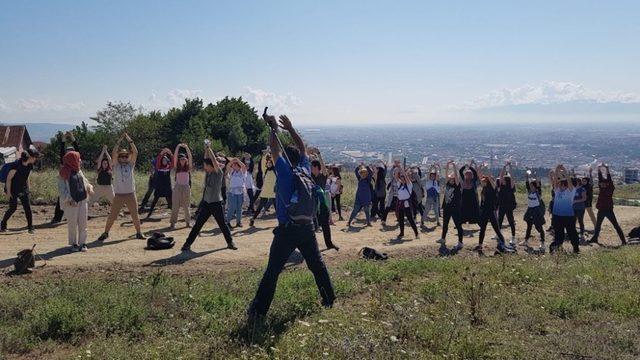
[4,122,77,142]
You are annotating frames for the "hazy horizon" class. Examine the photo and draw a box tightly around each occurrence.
[1,1,640,126]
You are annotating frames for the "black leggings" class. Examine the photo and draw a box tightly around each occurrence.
[147,194,173,218]
[479,211,504,245]
[499,208,516,237]
[183,201,232,248]
[371,195,385,218]
[550,215,579,252]
[525,222,545,242]
[591,208,625,243]
[397,204,418,236]
[442,209,464,242]
[331,194,342,218]
[318,211,336,248]
[252,198,275,220]
[381,197,397,222]
[2,191,33,229]
[247,188,256,212]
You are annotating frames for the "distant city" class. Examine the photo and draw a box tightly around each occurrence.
[300,123,640,183]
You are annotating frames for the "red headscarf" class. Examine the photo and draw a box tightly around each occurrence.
[155,148,174,171]
[59,151,81,180]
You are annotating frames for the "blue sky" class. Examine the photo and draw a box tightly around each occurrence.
[1,0,639,125]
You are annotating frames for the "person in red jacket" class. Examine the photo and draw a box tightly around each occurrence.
[589,164,626,245]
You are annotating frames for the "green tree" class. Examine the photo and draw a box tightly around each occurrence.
[162,98,203,148]
[90,101,140,135]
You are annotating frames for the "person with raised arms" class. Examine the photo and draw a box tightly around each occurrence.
[437,161,464,250]
[459,160,480,236]
[549,164,580,254]
[170,143,193,229]
[145,148,174,219]
[589,163,626,245]
[423,163,441,227]
[249,153,276,227]
[90,145,115,207]
[248,113,335,323]
[180,140,236,252]
[523,171,546,251]
[347,164,373,229]
[395,167,420,240]
[476,164,513,253]
[498,161,517,247]
[97,133,144,241]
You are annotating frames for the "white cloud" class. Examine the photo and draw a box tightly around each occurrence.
[244,87,301,113]
[14,98,86,112]
[462,81,640,110]
[146,88,203,109]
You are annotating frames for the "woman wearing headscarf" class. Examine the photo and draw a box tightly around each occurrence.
[58,151,94,252]
[146,148,174,219]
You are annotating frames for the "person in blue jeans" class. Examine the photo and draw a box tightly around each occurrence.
[347,165,373,229]
[248,114,335,322]
[225,158,246,228]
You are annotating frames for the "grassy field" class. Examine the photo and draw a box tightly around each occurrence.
[2,247,640,359]
[7,169,640,209]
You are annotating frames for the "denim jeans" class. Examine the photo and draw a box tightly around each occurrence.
[226,193,244,224]
[348,202,371,224]
[249,224,336,316]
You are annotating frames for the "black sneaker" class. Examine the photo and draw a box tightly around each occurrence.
[181,246,192,252]
[236,222,243,228]
[227,241,238,250]
[135,232,145,240]
[70,245,80,253]
[249,219,255,227]
[97,232,109,241]
[27,228,35,234]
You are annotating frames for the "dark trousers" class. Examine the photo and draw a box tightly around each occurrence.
[139,178,155,209]
[247,188,256,212]
[442,209,464,242]
[318,211,336,249]
[331,194,342,218]
[499,208,516,237]
[2,191,33,229]
[183,201,232,248]
[252,198,275,220]
[52,197,64,222]
[146,194,173,218]
[381,197,397,222]
[550,215,579,252]
[249,224,335,316]
[479,210,504,245]
[371,195,385,218]
[397,203,418,236]
[591,208,625,243]
[574,208,585,236]
[525,222,545,242]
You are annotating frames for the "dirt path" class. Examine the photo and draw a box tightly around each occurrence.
[1,204,639,275]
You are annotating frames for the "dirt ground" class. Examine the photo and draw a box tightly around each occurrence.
[1,204,639,276]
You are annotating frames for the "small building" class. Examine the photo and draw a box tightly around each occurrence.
[624,168,640,184]
[0,125,33,163]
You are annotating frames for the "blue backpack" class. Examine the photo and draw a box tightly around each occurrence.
[0,160,17,183]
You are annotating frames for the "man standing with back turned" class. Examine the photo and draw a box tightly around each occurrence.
[247,114,335,322]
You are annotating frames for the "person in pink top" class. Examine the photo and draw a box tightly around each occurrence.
[170,143,193,229]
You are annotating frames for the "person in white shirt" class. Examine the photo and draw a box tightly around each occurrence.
[225,158,247,228]
[422,163,441,227]
[395,168,419,239]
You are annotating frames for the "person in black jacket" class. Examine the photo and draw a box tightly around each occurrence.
[51,131,79,224]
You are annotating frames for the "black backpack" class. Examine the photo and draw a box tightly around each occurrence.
[14,245,37,274]
[146,232,175,250]
[629,226,640,240]
[359,247,389,261]
[286,167,317,225]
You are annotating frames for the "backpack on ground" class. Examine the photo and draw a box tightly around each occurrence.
[629,226,640,240]
[146,232,175,250]
[286,167,317,225]
[359,247,388,261]
[14,244,37,274]
[0,160,17,183]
